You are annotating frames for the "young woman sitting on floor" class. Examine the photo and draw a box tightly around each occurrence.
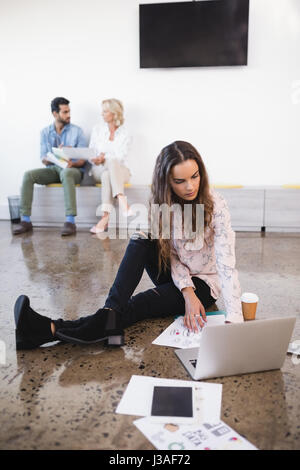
[14,140,243,350]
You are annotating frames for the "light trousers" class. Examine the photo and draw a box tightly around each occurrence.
[91,159,131,213]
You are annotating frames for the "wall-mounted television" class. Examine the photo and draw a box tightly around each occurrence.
[139,0,249,68]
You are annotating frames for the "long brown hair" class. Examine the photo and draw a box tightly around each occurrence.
[149,141,214,274]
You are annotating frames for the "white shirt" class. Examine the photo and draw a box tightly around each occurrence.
[89,123,131,170]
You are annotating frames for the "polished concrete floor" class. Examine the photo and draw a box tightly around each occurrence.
[0,221,300,450]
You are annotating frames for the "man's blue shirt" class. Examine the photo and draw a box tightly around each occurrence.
[40,123,87,171]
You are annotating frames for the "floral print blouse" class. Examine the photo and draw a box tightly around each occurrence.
[170,190,244,323]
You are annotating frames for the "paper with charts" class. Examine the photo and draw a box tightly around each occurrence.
[115,375,222,425]
[152,313,226,349]
[134,417,257,451]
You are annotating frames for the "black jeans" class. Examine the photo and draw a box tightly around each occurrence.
[104,233,216,328]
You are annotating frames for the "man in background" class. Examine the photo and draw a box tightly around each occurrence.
[13,97,86,236]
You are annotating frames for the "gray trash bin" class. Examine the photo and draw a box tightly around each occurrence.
[7,195,21,224]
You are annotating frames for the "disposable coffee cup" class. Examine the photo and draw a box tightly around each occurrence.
[241,292,259,321]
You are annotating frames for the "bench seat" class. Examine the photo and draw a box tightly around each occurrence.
[29,184,300,231]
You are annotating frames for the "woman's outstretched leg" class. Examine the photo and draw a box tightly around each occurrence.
[14,233,160,349]
[13,294,105,350]
[53,233,163,345]
[56,277,216,345]
[14,293,124,350]
[14,234,215,349]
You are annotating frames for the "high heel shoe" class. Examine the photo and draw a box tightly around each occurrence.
[90,215,109,233]
[55,308,124,346]
[90,224,108,234]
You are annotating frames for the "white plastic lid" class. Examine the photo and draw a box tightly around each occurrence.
[241,292,259,303]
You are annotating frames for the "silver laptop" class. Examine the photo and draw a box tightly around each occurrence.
[175,317,296,380]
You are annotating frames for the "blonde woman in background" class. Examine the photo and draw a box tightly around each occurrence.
[89,99,133,233]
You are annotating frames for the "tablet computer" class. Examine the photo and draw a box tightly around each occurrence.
[149,385,198,424]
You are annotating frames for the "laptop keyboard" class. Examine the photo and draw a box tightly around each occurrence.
[189,359,198,368]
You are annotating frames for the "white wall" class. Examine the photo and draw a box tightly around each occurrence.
[0,0,300,218]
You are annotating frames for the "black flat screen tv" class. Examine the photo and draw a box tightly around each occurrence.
[139,0,249,68]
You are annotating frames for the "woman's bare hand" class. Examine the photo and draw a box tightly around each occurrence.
[181,287,207,333]
[91,153,105,165]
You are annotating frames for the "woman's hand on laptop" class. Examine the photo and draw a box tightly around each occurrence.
[182,287,207,333]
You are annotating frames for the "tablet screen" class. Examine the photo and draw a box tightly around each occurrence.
[151,386,193,418]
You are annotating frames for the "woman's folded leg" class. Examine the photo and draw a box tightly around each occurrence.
[120,276,216,328]
[103,234,159,313]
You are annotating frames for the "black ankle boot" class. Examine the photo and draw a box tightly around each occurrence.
[52,316,90,332]
[14,295,55,350]
[55,308,124,346]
